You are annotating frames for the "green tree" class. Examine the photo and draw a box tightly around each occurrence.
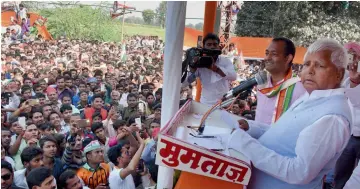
[194,22,204,30]
[186,23,194,28]
[125,16,145,25]
[156,1,167,28]
[39,6,123,41]
[235,1,360,47]
[142,9,155,25]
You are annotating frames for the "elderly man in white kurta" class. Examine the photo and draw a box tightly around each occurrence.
[227,39,353,189]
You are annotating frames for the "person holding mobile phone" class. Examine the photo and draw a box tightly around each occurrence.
[108,132,145,189]
[333,42,360,189]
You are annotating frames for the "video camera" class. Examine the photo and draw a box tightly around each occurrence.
[181,47,222,83]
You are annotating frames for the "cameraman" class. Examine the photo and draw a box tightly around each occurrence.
[184,33,237,105]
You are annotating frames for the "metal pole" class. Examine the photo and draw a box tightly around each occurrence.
[195,1,218,102]
[157,2,187,188]
[121,1,125,41]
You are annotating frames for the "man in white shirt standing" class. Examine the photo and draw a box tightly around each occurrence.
[183,33,237,105]
[333,41,360,189]
[18,4,27,21]
[343,164,360,189]
[14,146,44,189]
[107,132,145,189]
[228,39,353,189]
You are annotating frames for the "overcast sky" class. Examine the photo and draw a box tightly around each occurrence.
[79,1,205,25]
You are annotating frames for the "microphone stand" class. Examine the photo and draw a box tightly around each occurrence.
[197,89,252,135]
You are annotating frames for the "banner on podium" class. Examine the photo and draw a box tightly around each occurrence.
[156,100,252,185]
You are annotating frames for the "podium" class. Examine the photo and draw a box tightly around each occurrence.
[156,100,251,188]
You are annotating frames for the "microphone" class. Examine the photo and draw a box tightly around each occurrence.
[223,71,268,100]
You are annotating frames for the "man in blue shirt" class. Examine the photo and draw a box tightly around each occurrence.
[39,136,64,181]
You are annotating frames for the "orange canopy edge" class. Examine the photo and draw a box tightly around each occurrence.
[184,27,306,64]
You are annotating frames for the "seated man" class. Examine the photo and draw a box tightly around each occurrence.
[228,39,354,188]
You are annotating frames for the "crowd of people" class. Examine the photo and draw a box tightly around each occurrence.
[1,5,360,189]
[1,29,171,188]
[1,22,259,189]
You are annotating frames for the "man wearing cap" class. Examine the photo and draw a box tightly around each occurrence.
[76,140,110,189]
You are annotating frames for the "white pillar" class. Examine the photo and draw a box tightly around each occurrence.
[157,1,187,189]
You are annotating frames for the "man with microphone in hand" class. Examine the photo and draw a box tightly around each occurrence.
[227,39,355,189]
[183,33,237,105]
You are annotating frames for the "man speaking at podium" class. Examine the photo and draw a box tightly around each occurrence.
[227,39,354,189]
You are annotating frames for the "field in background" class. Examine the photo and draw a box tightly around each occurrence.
[122,23,165,39]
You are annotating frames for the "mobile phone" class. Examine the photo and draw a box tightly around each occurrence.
[77,119,90,128]
[100,83,105,92]
[138,103,145,113]
[19,117,26,129]
[135,118,142,129]
[28,99,39,106]
[137,159,144,172]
